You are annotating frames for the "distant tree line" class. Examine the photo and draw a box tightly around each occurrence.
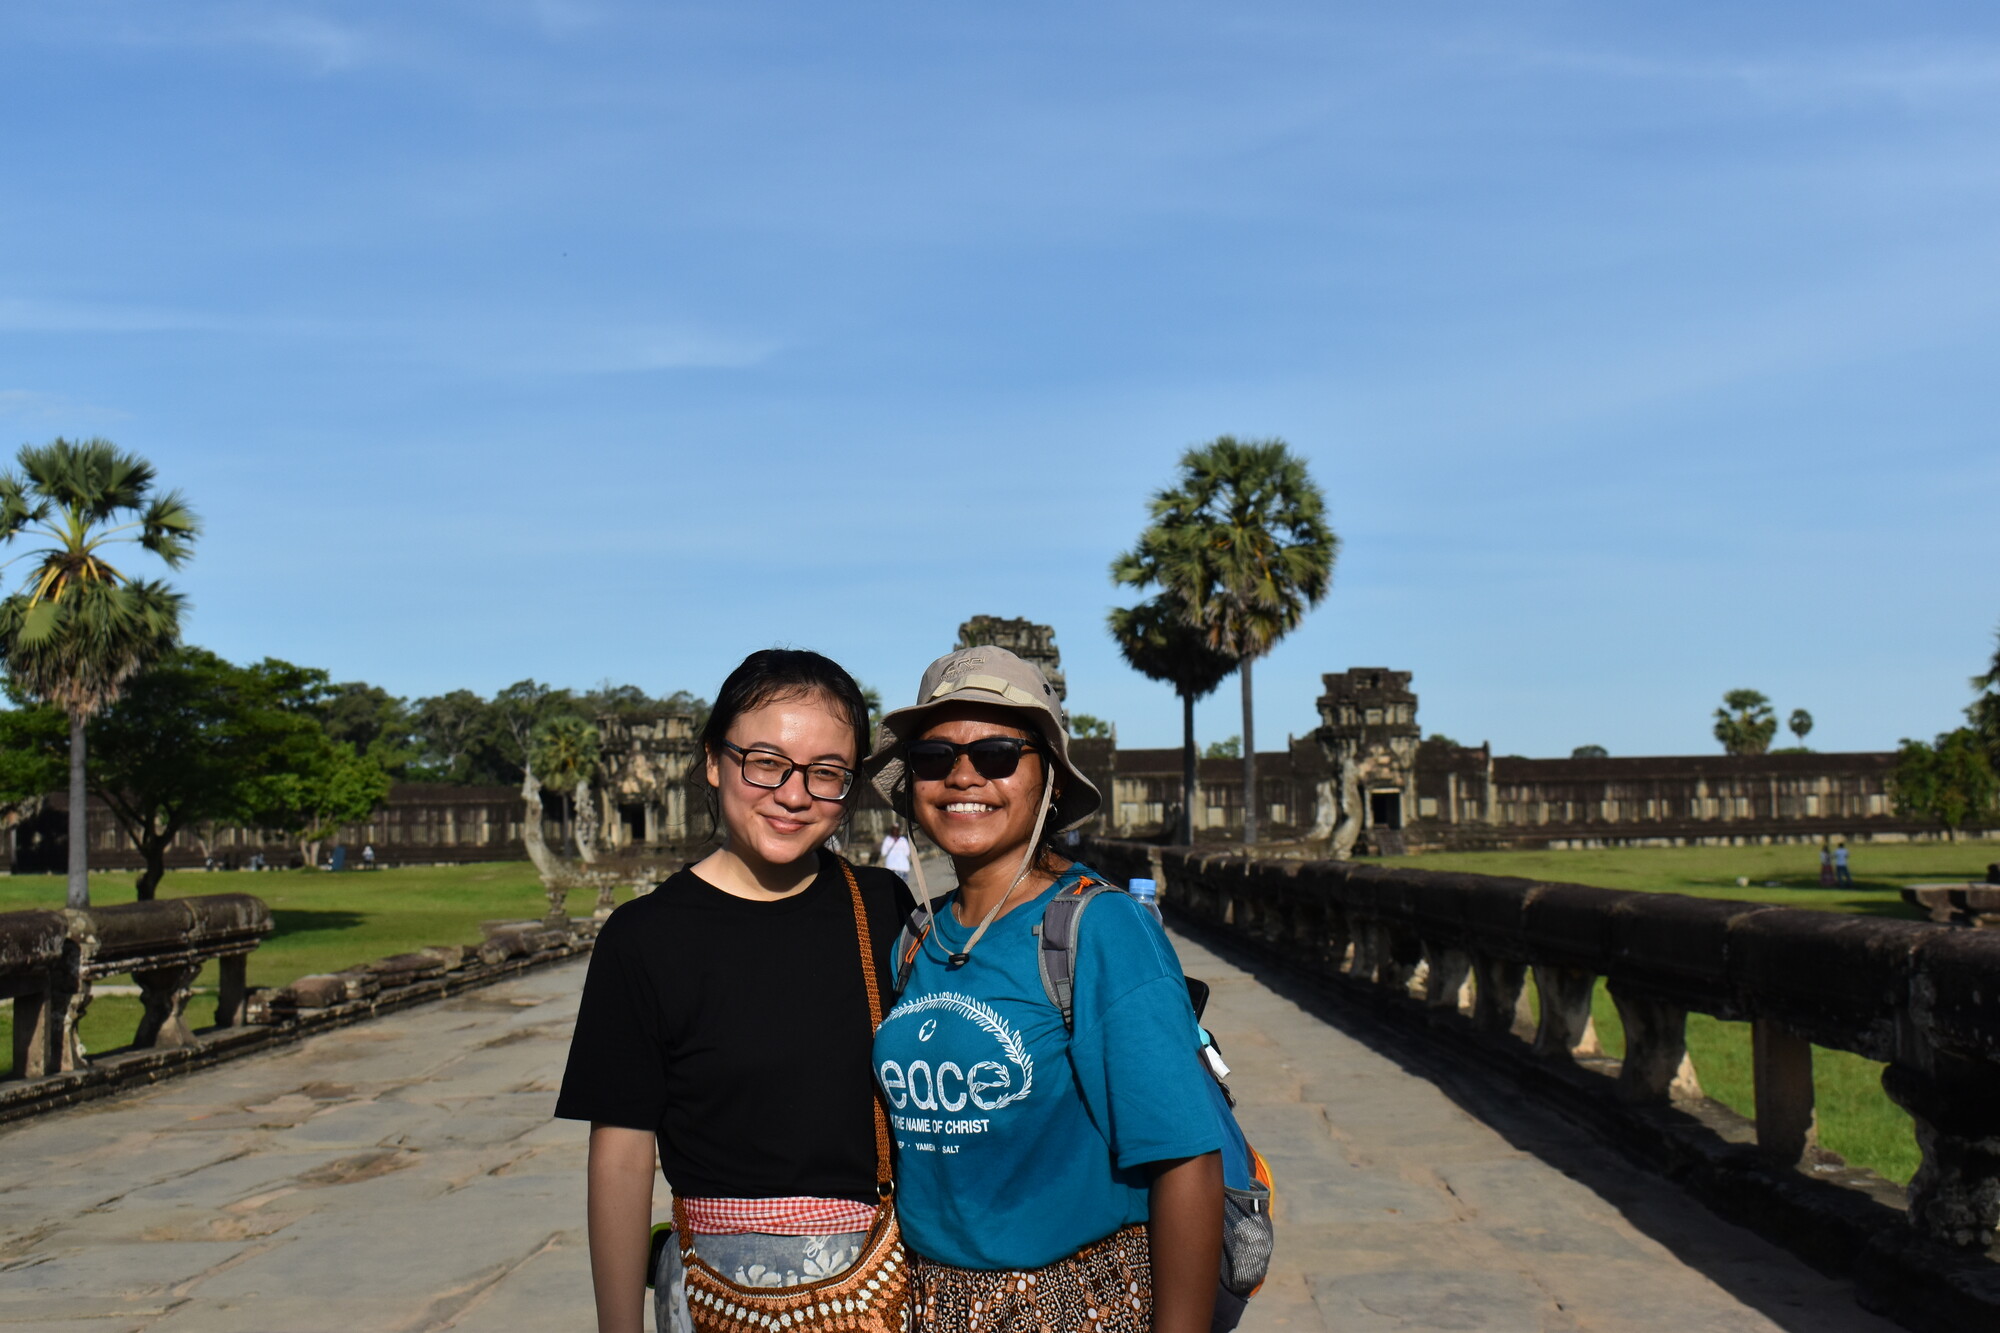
[0,645,707,899]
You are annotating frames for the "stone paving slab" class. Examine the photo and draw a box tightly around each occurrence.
[0,929,1906,1332]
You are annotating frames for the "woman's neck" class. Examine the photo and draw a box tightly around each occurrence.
[950,847,1069,926]
[693,843,821,901]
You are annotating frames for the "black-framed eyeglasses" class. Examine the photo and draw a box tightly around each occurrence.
[905,737,1044,783]
[720,741,856,801]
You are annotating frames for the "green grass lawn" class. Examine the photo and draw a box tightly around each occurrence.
[1377,840,2000,1186]
[0,862,639,1060]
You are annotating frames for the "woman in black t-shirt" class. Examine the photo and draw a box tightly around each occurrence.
[556,649,914,1333]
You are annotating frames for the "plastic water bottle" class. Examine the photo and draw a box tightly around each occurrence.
[1128,877,1162,923]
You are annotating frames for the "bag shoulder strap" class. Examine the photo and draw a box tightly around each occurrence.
[891,905,931,997]
[1035,876,1120,1030]
[836,857,894,1197]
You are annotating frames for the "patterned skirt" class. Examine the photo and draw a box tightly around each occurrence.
[911,1225,1151,1333]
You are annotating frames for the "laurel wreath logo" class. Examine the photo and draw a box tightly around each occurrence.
[887,992,1033,1108]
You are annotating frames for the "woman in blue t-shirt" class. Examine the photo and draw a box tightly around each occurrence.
[863,646,1224,1333]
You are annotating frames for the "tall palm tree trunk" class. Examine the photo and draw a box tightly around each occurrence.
[1180,690,1197,845]
[67,712,89,910]
[1240,657,1258,848]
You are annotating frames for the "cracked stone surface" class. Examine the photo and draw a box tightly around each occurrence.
[0,933,1900,1331]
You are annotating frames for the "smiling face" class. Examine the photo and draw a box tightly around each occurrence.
[703,689,857,872]
[907,703,1051,869]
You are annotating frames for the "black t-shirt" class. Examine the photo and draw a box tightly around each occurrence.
[555,852,915,1202]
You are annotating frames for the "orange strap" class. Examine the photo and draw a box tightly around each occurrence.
[838,858,895,1196]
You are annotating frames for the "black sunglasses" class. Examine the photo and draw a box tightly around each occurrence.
[905,736,1045,783]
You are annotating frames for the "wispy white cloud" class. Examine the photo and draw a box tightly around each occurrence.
[0,389,128,426]
[0,296,775,375]
[441,324,781,376]
[1509,41,2000,110]
[6,3,385,74]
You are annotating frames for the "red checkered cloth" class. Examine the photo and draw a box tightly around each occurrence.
[678,1196,880,1236]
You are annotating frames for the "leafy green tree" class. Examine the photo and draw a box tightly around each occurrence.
[1107,592,1236,844]
[85,648,306,898]
[1204,735,1242,759]
[1892,729,1999,840]
[239,733,391,868]
[317,681,419,777]
[0,439,197,908]
[1713,689,1778,756]
[1572,744,1609,759]
[409,689,494,783]
[1112,436,1336,845]
[1069,714,1113,740]
[0,701,64,826]
[1971,625,2000,768]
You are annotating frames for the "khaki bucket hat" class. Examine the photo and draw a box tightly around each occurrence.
[865,646,1101,833]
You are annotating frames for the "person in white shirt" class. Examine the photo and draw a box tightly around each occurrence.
[878,823,913,882]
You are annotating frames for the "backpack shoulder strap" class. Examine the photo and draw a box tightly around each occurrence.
[1036,876,1122,1029]
[891,905,931,996]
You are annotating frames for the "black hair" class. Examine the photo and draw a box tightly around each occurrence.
[696,648,872,790]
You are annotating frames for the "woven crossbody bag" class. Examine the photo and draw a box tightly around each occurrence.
[673,859,911,1333]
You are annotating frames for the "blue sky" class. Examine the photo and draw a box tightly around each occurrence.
[2,2,1995,756]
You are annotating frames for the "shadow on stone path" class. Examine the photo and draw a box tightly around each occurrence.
[0,927,1901,1332]
[1182,928,1900,1333]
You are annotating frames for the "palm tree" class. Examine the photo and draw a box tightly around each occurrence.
[1108,593,1236,845]
[1112,436,1336,846]
[0,439,198,909]
[1713,689,1777,756]
[1788,708,1813,748]
[531,714,602,859]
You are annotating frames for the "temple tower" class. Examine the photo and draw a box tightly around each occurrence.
[955,616,1066,702]
[1315,668,1420,855]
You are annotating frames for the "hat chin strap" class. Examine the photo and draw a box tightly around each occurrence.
[907,763,1057,968]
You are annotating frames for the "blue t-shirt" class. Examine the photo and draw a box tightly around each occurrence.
[873,865,1224,1270]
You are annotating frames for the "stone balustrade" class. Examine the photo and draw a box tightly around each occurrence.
[2,894,275,1080]
[1083,838,2000,1255]
[1,909,70,1080]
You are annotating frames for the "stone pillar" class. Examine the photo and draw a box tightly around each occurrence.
[1610,986,1698,1103]
[10,991,55,1078]
[1882,1055,2000,1249]
[1348,919,1384,982]
[215,955,250,1030]
[1376,928,1419,994]
[1422,944,1472,1012]
[1532,965,1596,1059]
[1471,954,1528,1036]
[133,961,204,1048]
[1751,1019,1818,1165]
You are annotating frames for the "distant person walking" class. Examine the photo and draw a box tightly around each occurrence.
[1835,841,1853,887]
[1819,842,1835,887]
[877,823,913,883]
[362,844,376,871]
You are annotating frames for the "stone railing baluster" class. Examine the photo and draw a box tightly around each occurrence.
[1609,985,1692,1104]
[1531,965,1596,1059]
[1751,1018,1817,1165]
[1423,943,1472,1012]
[1472,953,1528,1036]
